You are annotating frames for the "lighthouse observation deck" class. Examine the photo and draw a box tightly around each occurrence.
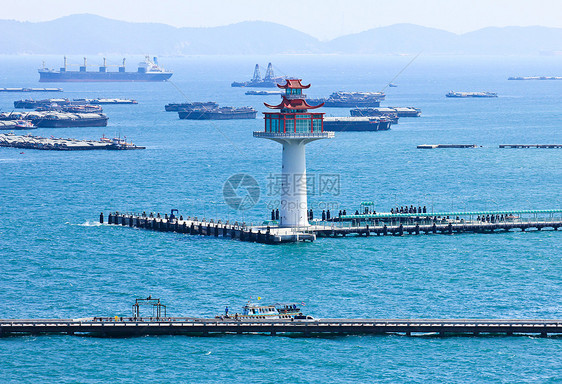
[253,131,334,139]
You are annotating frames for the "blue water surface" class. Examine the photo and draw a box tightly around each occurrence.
[0,54,561,383]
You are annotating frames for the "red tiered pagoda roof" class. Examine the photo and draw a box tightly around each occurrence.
[264,98,324,110]
[277,79,311,89]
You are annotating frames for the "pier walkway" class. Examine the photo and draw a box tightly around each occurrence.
[2,317,561,338]
[104,209,562,244]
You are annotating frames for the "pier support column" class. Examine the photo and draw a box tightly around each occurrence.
[279,140,309,228]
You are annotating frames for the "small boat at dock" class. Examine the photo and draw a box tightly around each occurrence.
[218,302,311,320]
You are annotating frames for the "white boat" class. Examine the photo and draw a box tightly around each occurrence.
[219,302,311,320]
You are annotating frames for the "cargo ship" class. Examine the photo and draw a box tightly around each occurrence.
[323,116,392,132]
[307,91,385,108]
[351,107,421,118]
[178,106,257,120]
[38,56,172,82]
[231,63,286,88]
[446,91,497,98]
[165,102,219,112]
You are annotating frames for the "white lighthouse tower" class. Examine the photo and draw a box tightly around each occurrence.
[254,79,334,228]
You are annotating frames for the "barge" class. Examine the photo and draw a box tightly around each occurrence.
[351,107,421,118]
[178,106,257,120]
[323,116,392,131]
[308,91,385,108]
[446,91,498,98]
[165,102,219,112]
[0,111,108,128]
[0,133,144,150]
[508,76,562,80]
[15,98,136,109]
[0,87,62,92]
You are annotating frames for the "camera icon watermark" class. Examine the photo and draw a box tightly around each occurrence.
[222,173,261,211]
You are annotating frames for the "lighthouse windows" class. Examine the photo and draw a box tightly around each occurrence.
[312,118,322,132]
[295,118,310,133]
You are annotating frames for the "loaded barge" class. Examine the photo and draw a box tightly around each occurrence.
[168,102,257,120]
[39,56,172,82]
[0,87,62,92]
[308,91,385,107]
[351,107,421,118]
[0,133,144,150]
[14,98,137,109]
[446,91,498,98]
[0,111,108,128]
[323,116,392,131]
[178,106,257,120]
[165,102,218,112]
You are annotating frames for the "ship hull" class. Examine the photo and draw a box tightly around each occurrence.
[34,117,108,128]
[39,71,172,82]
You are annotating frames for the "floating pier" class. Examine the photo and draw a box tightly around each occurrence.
[2,317,561,338]
[0,133,145,151]
[104,209,562,244]
[499,144,562,149]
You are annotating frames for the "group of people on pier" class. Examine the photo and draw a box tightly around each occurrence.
[477,214,509,223]
[391,205,427,214]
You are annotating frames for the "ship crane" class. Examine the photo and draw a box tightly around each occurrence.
[252,64,262,82]
[263,63,275,81]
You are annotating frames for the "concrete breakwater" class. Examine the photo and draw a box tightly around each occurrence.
[0,133,145,151]
[104,210,562,244]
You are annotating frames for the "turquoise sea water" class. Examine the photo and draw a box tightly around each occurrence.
[0,55,561,382]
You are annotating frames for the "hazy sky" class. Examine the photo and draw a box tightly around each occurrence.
[5,0,562,40]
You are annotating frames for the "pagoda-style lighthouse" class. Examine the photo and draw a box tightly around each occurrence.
[254,79,334,228]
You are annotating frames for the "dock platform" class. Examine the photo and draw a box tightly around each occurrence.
[2,317,561,338]
[104,209,561,244]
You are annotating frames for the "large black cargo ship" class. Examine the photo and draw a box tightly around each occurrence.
[308,91,385,108]
[38,56,172,82]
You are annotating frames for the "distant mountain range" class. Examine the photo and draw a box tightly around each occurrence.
[1,14,562,56]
